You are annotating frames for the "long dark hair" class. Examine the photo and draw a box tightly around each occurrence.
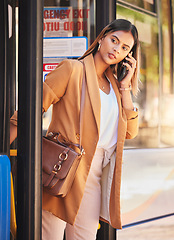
[79,19,140,95]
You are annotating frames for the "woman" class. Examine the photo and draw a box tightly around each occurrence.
[10,19,140,240]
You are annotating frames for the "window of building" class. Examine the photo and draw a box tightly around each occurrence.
[116,2,174,237]
[117,0,156,13]
[160,0,174,146]
[117,4,160,148]
[117,1,174,148]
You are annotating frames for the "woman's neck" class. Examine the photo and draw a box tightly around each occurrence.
[94,52,109,77]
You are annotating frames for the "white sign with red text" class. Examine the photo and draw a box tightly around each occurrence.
[43,63,58,82]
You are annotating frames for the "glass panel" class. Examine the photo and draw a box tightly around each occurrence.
[173,0,174,89]
[118,0,156,13]
[116,4,174,239]
[117,5,160,148]
[43,0,95,131]
[120,148,174,226]
[118,215,174,240]
[160,0,174,146]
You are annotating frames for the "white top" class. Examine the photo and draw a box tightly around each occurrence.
[97,83,119,150]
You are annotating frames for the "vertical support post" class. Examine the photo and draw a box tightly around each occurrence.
[17,0,43,239]
[8,0,17,118]
[96,0,117,239]
[0,0,10,156]
[109,226,117,240]
[96,0,116,35]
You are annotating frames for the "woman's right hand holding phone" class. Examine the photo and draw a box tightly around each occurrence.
[120,52,137,88]
[119,52,137,111]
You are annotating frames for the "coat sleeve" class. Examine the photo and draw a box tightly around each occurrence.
[43,59,72,113]
[10,59,73,124]
[124,107,139,139]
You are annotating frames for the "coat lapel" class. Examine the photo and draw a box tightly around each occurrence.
[83,55,125,141]
[83,54,101,135]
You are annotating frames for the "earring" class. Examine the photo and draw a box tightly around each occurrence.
[98,43,101,51]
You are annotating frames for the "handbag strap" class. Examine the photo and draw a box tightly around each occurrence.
[46,62,86,155]
[79,62,86,155]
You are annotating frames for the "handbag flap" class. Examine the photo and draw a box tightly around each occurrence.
[42,137,80,179]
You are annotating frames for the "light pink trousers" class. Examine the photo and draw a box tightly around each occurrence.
[42,146,115,240]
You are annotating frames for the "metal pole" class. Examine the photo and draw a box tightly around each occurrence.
[96,0,109,35]
[17,0,43,239]
[109,226,117,240]
[0,0,10,156]
[8,0,17,118]
[96,1,117,239]
[96,0,116,36]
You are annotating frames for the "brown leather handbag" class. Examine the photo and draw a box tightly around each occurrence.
[42,63,86,197]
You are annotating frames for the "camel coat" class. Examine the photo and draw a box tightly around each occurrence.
[10,54,138,229]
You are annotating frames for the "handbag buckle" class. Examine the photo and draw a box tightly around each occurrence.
[59,152,68,161]
[53,162,62,174]
[52,151,68,175]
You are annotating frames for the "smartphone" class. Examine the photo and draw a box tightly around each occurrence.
[118,59,128,82]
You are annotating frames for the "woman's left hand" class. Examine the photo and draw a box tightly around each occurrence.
[120,52,137,87]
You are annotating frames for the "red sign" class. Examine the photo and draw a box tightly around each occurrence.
[43,63,58,72]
